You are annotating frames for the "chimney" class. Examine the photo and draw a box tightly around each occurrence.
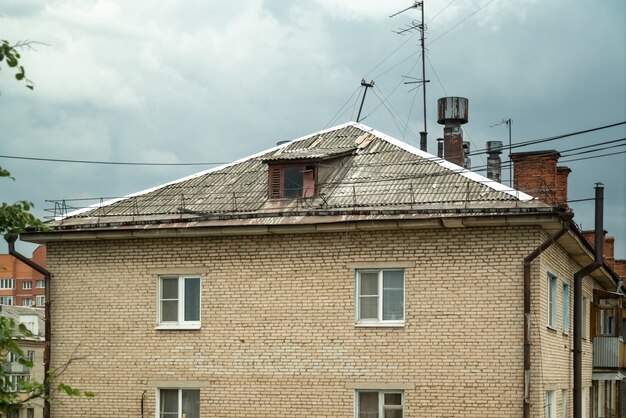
[581,230,616,270]
[463,141,471,169]
[420,131,428,152]
[615,260,626,280]
[510,150,560,203]
[437,97,468,167]
[555,166,571,208]
[486,140,503,183]
[437,138,444,158]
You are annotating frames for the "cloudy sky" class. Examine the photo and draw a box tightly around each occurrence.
[1,0,625,259]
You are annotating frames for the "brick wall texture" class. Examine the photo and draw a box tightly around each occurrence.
[44,225,601,417]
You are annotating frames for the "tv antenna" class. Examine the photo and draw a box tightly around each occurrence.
[490,118,513,187]
[391,1,430,152]
[356,79,375,123]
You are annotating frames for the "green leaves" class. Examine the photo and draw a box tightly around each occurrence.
[0,166,46,239]
[1,39,34,90]
[0,316,95,415]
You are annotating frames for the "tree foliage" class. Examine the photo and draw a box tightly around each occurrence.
[0,167,45,241]
[0,317,94,416]
[0,40,34,90]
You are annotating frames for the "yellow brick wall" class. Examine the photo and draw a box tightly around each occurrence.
[43,225,596,417]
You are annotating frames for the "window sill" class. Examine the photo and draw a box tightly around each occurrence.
[155,324,201,331]
[547,326,557,332]
[355,322,405,328]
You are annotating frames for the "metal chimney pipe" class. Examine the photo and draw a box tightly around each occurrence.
[419,131,427,152]
[463,141,471,169]
[573,183,604,418]
[437,138,444,158]
[437,97,468,166]
[486,140,503,183]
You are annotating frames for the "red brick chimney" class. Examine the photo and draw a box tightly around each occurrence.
[615,260,626,280]
[555,166,571,208]
[510,150,560,203]
[582,231,616,270]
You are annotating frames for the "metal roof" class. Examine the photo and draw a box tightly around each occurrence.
[49,122,547,230]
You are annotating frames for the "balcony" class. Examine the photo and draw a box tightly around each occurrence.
[3,362,29,374]
[593,336,626,369]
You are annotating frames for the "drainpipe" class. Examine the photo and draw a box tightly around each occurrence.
[523,212,573,418]
[6,235,52,418]
[574,183,604,418]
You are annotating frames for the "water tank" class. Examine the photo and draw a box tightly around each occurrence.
[437,97,469,125]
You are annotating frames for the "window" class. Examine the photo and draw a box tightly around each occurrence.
[356,390,403,418]
[545,390,555,418]
[562,283,569,334]
[582,297,588,340]
[27,351,35,362]
[561,389,568,418]
[596,297,618,336]
[0,296,14,306]
[35,280,45,289]
[356,269,404,325]
[158,388,200,418]
[158,276,201,328]
[547,273,557,329]
[27,408,34,418]
[268,164,316,199]
[0,279,14,290]
[22,298,32,307]
[36,295,45,306]
[8,374,30,392]
[22,281,32,290]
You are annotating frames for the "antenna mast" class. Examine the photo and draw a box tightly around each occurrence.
[391,1,429,151]
[357,79,375,123]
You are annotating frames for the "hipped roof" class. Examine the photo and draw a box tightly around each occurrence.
[47,122,549,231]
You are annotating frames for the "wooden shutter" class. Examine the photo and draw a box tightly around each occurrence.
[269,166,281,199]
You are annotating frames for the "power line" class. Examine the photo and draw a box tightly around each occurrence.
[429,0,499,45]
[0,154,227,166]
[468,121,626,156]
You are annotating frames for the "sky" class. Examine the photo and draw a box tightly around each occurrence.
[1,0,625,259]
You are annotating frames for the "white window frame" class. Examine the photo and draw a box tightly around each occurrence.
[0,296,14,306]
[547,273,558,329]
[35,280,45,289]
[562,282,570,334]
[36,295,45,307]
[546,390,555,418]
[21,298,32,307]
[22,281,32,290]
[156,275,201,330]
[0,279,14,290]
[156,388,200,418]
[355,390,404,418]
[561,389,568,418]
[355,269,405,327]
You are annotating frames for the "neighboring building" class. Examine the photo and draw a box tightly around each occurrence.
[21,120,625,417]
[0,247,46,308]
[0,305,45,418]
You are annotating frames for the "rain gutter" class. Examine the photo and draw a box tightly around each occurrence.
[573,183,604,418]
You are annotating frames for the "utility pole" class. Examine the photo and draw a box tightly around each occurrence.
[391,1,430,151]
[356,79,375,123]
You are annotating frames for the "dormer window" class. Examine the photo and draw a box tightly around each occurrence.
[268,164,316,199]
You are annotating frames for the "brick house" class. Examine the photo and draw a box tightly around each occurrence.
[21,122,624,417]
[0,247,47,308]
[0,305,45,418]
